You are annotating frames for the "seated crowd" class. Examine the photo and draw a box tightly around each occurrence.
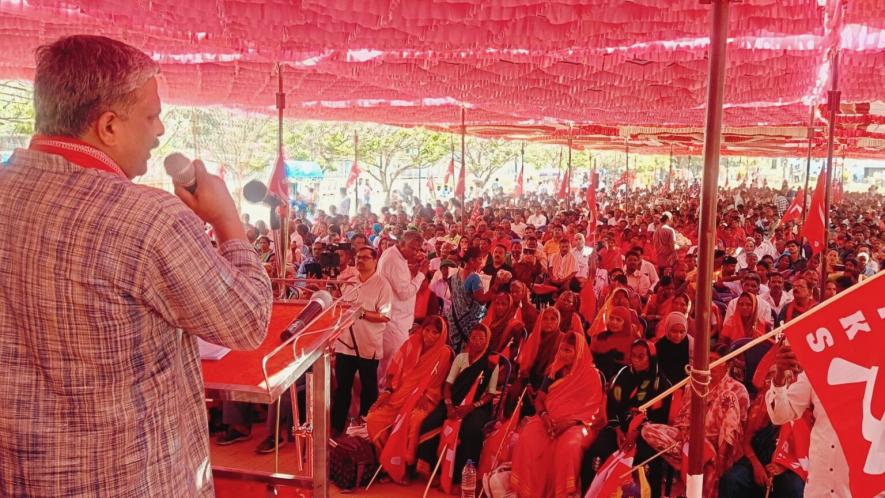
[216,180,884,497]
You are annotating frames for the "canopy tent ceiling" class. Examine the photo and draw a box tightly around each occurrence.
[2,0,885,157]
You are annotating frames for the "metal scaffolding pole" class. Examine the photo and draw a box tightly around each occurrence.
[686,1,729,497]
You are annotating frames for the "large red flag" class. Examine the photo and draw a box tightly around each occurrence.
[345,159,360,189]
[514,161,524,198]
[800,173,827,254]
[454,162,466,199]
[779,189,805,226]
[558,168,570,199]
[379,361,441,483]
[268,154,289,200]
[781,272,885,498]
[439,373,483,494]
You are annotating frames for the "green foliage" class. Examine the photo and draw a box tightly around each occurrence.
[0,81,34,137]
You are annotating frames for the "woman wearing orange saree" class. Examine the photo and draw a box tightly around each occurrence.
[366,316,453,468]
[510,331,604,498]
[482,292,524,354]
[719,292,767,346]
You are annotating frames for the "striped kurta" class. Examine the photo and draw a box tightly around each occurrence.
[0,148,273,497]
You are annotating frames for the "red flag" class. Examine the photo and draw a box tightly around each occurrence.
[800,173,826,254]
[558,168,570,199]
[454,161,466,199]
[439,373,483,494]
[781,272,885,498]
[779,189,805,226]
[426,175,436,195]
[379,361,441,483]
[514,161,524,198]
[773,410,813,481]
[584,447,635,498]
[586,171,598,238]
[345,159,360,189]
[268,154,289,200]
[444,158,455,186]
[833,179,844,204]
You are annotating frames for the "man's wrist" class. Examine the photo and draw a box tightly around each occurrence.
[212,219,247,243]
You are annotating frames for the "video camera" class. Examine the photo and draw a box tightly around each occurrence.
[304,242,352,279]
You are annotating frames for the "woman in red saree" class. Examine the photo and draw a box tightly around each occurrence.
[510,331,604,498]
[554,290,584,335]
[366,316,453,466]
[719,292,767,346]
[481,292,524,354]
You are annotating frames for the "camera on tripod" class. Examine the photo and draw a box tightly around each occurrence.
[304,242,352,279]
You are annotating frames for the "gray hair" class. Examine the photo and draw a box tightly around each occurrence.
[34,35,159,137]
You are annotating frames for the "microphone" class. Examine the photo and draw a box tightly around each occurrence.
[164,152,197,193]
[280,290,334,341]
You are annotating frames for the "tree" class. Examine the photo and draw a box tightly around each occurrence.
[283,121,353,172]
[0,81,34,139]
[354,124,448,203]
[463,137,520,189]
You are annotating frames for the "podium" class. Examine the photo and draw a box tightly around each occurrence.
[203,297,359,498]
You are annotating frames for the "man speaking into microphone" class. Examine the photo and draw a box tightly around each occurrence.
[0,35,272,498]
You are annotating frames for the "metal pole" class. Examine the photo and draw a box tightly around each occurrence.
[687,2,729,497]
[820,50,840,297]
[276,63,288,281]
[667,145,674,193]
[354,132,359,215]
[460,107,466,229]
[567,129,573,209]
[802,105,815,223]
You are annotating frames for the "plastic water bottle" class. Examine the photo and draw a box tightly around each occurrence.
[461,459,477,498]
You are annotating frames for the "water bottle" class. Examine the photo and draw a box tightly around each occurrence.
[461,459,477,498]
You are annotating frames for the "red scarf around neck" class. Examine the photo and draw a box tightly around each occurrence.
[29,135,127,179]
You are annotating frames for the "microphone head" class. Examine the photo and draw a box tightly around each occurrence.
[243,180,269,204]
[164,153,195,188]
[311,290,334,310]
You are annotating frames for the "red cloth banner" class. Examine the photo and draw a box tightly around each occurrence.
[782,272,885,498]
[779,189,805,226]
[268,154,289,201]
[800,173,826,254]
[345,159,360,189]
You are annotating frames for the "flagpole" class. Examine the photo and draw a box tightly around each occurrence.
[820,47,841,298]
[567,127,573,209]
[802,105,815,224]
[276,63,288,284]
[354,131,359,215]
[460,107,467,230]
[423,444,447,498]
[667,145,673,193]
[687,2,730,497]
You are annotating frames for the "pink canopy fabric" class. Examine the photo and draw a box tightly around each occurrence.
[2,0,885,157]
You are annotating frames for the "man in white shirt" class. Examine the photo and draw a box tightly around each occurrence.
[527,208,547,228]
[753,230,780,260]
[510,214,528,239]
[547,238,578,291]
[332,246,393,434]
[572,233,593,280]
[623,250,652,298]
[376,230,428,379]
[630,246,660,290]
[767,347,852,498]
[759,271,792,321]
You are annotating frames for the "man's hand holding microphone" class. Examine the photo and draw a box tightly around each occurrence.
[165,153,245,244]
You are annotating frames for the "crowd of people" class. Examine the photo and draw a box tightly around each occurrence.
[229,179,884,498]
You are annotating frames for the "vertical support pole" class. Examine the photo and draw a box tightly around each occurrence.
[276,63,288,282]
[567,129,573,209]
[460,107,467,229]
[687,2,729,497]
[821,51,840,296]
[354,132,359,215]
[803,105,815,223]
[667,145,674,193]
[311,352,330,498]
